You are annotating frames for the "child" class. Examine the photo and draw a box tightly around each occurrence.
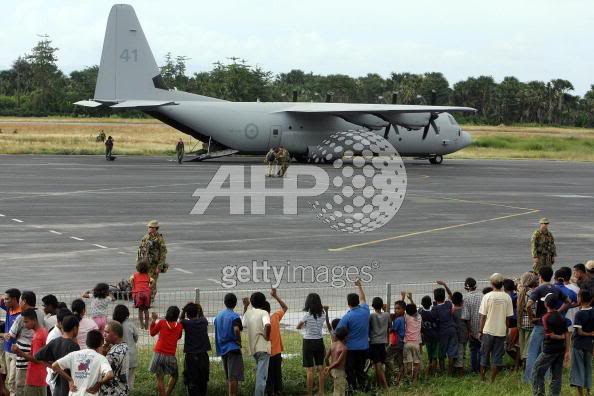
[149,306,183,396]
[297,293,326,396]
[369,297,389,390]
[113,304,139,391]
[433,286,458,374]
[71,299,99,349]
[504,278,520,367]
[129,260,154,329]
[82,282,111,333]
[451,291,467,376]
[570,290,594,395]
[266,288,288,396]
[517,272,539,368]
[214,293,243,396]
[419,295,438,375]
[11,308,48,396]
[404,302,422,382]
[52,330,113,395]
[181,302,211,396]
[324,326,348,396]
[386,299,405,385]
[532,293,569,396]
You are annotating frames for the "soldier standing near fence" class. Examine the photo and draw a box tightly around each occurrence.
[176,139,185,164]
[531,218,556,274]
[137,220,168,300]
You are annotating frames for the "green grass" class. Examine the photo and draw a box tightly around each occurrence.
[130,331,576,395]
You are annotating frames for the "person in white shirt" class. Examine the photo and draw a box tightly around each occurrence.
[479,273,514,382]
[242,292,271,396]
[52,329,113,395]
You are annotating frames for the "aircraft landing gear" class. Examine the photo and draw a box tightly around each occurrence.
[428,154,443,165]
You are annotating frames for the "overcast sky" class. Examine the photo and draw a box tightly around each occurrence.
[1,0,592,95]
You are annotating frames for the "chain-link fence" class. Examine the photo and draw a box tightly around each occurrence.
[2,280,491,347]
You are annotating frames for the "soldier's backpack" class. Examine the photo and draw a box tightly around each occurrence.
[110,279,132,300]
[266,151,275,162]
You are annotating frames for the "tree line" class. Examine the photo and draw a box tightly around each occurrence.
[1,37,593,126]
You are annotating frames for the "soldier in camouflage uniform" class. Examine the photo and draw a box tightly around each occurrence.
[277,146,290,177]
[137,220,168,299]
[531,217,556,274]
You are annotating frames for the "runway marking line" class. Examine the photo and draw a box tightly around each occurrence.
[70,236,85,241]
[117,252,128,255]
[207,278,223,285]
[328,194,541,252]
[93,244,109,249]
[49,230,62,235]
[174,268,193,275]
[11,218,24,223]
[0,214,5,217]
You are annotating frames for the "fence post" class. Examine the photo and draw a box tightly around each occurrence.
[194,288,200,304]
[386,283,392,307]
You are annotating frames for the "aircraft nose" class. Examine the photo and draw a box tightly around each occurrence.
[460,131,472,148]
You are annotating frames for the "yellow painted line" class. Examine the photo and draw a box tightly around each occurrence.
[328,209,540,252]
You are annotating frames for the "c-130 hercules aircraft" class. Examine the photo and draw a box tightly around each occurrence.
[77,4,476,164]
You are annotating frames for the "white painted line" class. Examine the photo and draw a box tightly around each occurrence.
[207,278,222,285]
[174,268,193,275]
[32,225,43,229]
[70,236,85,241]
[0,214,5,217]
[93,244,108,249]
[117,252,128,255]
[49,230,62,235]
[11,218,23,223]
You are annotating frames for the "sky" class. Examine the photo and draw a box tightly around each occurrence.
[1,0,593,95]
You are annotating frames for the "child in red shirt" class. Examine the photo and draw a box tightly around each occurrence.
[130,260,155,329]
[11,308,48,394]
[149,306,183,396]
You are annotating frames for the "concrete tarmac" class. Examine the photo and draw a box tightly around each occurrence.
[1,155,593,293]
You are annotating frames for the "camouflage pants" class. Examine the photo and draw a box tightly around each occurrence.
[177,151,184,164]
[278,163,288,177]
[533,257,554,274]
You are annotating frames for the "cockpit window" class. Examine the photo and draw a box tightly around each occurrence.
[448,115,457,126]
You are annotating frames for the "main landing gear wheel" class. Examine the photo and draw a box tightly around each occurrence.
[429,154,443,165]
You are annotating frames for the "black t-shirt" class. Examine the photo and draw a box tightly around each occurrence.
[542,311,568,354]
[419,308,438,341]
[529,284,566,325]
[34,337,80,396]
[573,308,594,351]
[181,317,212,354]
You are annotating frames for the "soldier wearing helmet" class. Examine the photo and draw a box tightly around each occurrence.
[137,220,168,298]
[531,218,556,274]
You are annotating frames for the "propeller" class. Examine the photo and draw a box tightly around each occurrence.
[422,113,440,140]
[381,92,399,139]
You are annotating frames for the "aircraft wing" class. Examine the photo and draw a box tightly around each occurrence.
[272,103,476,130]
[272,103,475,114]
[74,100,177,108]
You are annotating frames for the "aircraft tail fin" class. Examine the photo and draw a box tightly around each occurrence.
[94,4,167,101]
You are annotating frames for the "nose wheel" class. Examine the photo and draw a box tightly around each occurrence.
[429,154,443,165]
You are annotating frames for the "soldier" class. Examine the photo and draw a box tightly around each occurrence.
[277,146,290,177]
[265,147,277,177]
[137,220,168,299]
[105,135,114,160]
[530,217,556,274]
[176,138,185,164]
[96,130,106,142]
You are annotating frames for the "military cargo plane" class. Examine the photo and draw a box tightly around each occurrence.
[76,4,476,164]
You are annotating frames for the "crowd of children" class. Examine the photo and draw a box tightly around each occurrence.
[1,261,594,395]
